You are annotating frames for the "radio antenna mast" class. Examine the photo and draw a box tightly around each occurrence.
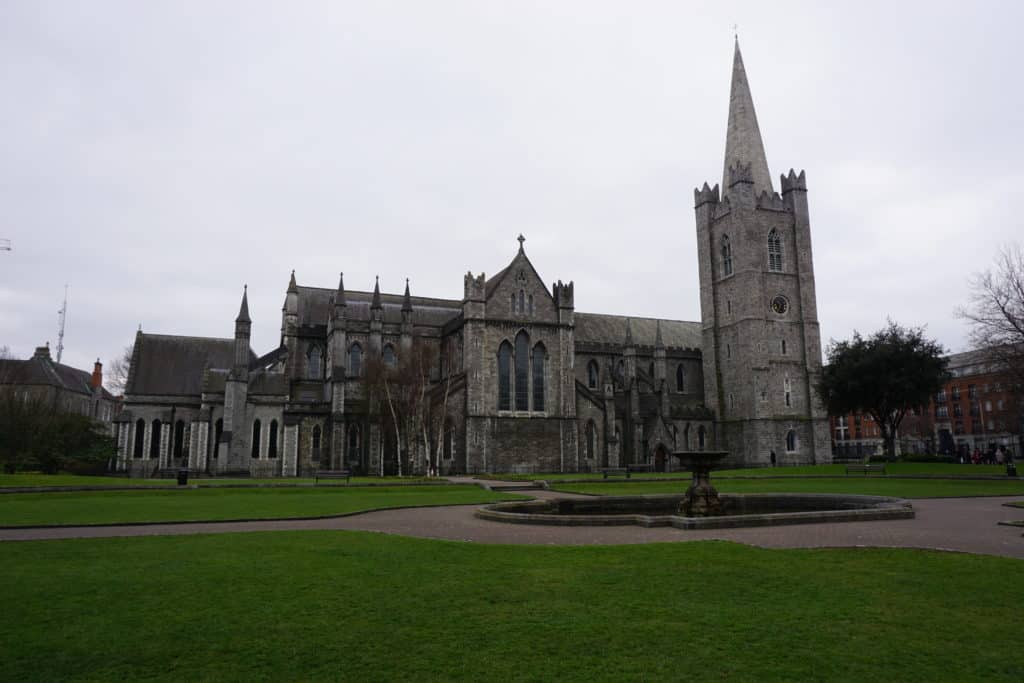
[56,284,69,364]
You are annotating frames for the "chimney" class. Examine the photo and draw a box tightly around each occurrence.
[91,359,103,389]
[33,344,51,362]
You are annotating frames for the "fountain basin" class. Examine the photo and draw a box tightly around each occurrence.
[476,493,914,530]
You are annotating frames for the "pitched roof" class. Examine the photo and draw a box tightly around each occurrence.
[575,313,701,350]
[722,39,773,197]
[0,357,112,398]
[296,286,461,328]
[128,333,248,396]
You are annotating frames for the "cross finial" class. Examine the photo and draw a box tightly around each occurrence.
[517,234,525,252]
[733,23,738,40]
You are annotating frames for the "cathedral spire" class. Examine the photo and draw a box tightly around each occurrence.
[402,278,413,313]
[287,269,298,294]
[236,285,251,324]
[371,276,382,309]
[722,38,773,197]
[335,272,346,307]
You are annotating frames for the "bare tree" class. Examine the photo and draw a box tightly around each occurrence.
[106,344,133,395]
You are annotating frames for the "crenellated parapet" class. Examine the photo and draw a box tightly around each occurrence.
[552,280,574,308]
[780,169,807,194]
[693,182,720,208]
[755,190,789,212]
[463,271,485,302]
[726,160,754,188]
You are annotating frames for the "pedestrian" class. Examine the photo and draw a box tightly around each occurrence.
[769,450,776,467]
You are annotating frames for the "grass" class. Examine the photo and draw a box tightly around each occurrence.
[0,485,522,527]
[0,473,438,488]
[479,463,1015,481]
[551,477,1024,498]
[1,533,1022,681]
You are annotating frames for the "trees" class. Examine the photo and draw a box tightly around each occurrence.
[106,344,133,395]
[958,243,1024,385]
[818,321,948,459]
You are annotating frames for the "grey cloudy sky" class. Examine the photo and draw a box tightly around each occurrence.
[2,1,1022,377]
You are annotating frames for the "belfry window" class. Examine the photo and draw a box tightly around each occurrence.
[768,229,783,272]
[307,346,322,379]
[676,365,685,393]
[587,360,599,389]
[531,342,546,411]
[721,235,733,276]
[497,341,512,411]
[515,331,530,411]
[348,343,363,377]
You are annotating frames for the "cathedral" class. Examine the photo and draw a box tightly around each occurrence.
[114,41,832,477]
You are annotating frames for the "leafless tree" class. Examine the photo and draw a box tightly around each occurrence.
[106,344,133,395]
[958,243,1024,385]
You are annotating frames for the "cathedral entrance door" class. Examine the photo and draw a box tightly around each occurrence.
[654,445,667,473]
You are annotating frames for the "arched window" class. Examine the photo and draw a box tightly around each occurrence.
[150,420,161,459]
[251,420,262,459]
[784,376,792,407]
[786,430,797,452]
[531,342,546,411]
[683,423,690,450]
[133,418,145,458]
[213,419,223,459]
[528,295,534,315]
[308,346,322,379]
[173,420,185,459]
[768,229,783,272]
[382,344,397,368]
[697,425,706,450]
[587,360,599,389]
[497,341,512,411]
[515,331,530,411]
[510,293,516,314]
[268,420,278,458]
[721,235,733,276]
[676,365,685,393]
[346,424,359,462]
[518,290,525,314]
[585,420,596,460]
[348,343,363,377]
[648,362,654,379]
[312,424,322,461]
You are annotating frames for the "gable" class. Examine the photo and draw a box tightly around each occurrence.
[485,251,557,322]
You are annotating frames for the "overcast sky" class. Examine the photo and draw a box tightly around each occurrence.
[2,1,1022,378]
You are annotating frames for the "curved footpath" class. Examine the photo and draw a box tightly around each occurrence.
[0,482,1021,558]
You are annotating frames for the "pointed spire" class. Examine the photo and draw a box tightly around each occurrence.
[655,320,664,349]
[371,275,382,309]
[287,269,298,294]
[335,272,346,307]
[722,39,773,197]
[624,318,633,346]
[236,285,251,324]
[402,278,413,312]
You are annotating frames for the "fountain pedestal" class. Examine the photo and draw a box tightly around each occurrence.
[672,451,729,517]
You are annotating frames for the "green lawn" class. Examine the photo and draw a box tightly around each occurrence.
[1,533,1021,681]
[482,463,1014,481]
[0,485,522,527]
[551,477,1024,499]
[0,473,438,488]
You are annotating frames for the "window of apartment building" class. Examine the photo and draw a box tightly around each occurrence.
[951,385,960,401]
[968,384,977,399]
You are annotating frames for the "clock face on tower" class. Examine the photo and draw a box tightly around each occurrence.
[770,295,789,315]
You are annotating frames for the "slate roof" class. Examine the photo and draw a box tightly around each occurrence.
[0,357,114,399]
[296,286,462,328]
[128,333,249,396]
[575,313,701,350]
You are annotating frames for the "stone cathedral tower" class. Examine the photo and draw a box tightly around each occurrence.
[695,40,831,465]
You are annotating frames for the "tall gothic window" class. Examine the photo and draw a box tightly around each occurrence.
[213,419,223,459]
[311,425,322,461]
[173,420,185,458]
[585,420,596,460]
[676,364,685,392]
[382,344,397,368]
[784,376,792,407]
[515,331,530,411]
[346,424,358,462]
[697,425,706,450]
[587,360,599,389]
[721,235,733,276]
[268,420,278,458]
[150,420,161,459]
[348,343,363,377]
[497,341,512,411]
[133,418,145,458]
[528,295,534,315]
[768,229,783,272]
[251,420,262,458]
[531,342,546,411]
[786,430,797,452]
[518,290,525,314]
[510,293,516,314]
[308,346,322,379]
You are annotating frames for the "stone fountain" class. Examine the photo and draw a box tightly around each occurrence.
[672,450,730,516]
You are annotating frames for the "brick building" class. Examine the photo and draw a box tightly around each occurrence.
[115,41,832,477]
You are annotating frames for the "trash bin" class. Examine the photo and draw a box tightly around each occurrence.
[177,469,189,486]
[1007,463,1018,478]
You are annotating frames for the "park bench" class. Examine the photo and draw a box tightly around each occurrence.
[845,464,887,476]
[315,469,352,484]
[601,468,630,479]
